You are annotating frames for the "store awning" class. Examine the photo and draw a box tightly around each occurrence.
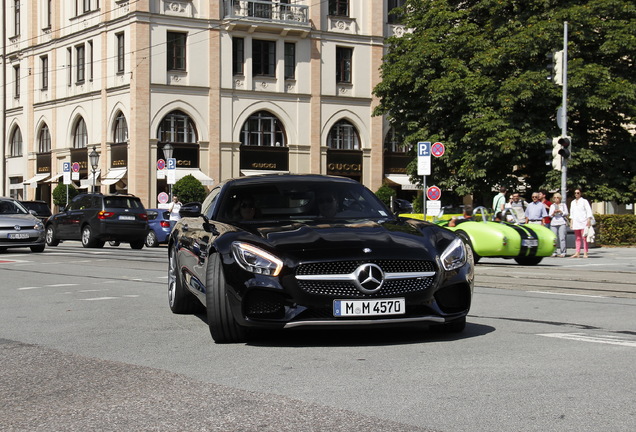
[385,174,419,191]
[46,173,64,183]
[241,169,289,177]
[23,173,50,185]
[79,170,101,189]
[174,168,214,186]
[101,168,127,186]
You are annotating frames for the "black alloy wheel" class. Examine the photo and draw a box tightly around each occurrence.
[168,243,201,314]
[205,253,247,344]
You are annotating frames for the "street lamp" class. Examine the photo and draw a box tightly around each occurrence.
[162,143,174,198]
[89,146,100,193]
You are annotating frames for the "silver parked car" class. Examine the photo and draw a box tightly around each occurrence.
[0,197,46,253]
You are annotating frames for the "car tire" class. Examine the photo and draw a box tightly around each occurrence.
[0,247,7,253]
[45,225,60,246]
[30,245,45,253]
[130,239,145,250]
[168,243,201,314]
[205,253,247,344]
[81,225,101,248]
[145,231,158,248]
[514,256,543,265]
[442,316,467,333]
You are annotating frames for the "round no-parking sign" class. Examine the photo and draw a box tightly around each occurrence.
[427,186,442,201]
[431,142,445,157]
[158,192,169,204]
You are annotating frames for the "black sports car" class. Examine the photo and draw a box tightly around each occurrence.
[168,174,474,343]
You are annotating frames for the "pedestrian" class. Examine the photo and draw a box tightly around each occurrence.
[509,192,527,221]
[168,195,182,222]
[569,188,593,258]
[492,186,507,213]
[524,192,547,225]
[539,189,552,228]
[548,193,568,257]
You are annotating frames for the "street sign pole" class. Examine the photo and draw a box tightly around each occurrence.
[417,142,431,217]
[561,22,569,203]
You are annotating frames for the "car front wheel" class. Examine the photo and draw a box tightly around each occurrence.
[30,245,46,253]
[168,243,201,314]
[45,225,60,246]
[130,239,144,249]
[205,253,247,344]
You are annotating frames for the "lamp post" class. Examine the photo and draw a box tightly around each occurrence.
[162,143,174,198]
[89,146,100,194]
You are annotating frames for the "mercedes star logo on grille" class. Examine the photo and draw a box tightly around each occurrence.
[353,263,384,294]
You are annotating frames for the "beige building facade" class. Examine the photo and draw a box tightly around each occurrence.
[2,0,412,208]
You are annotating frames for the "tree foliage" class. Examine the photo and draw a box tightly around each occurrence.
[172,175,207,204]
[374,0,636,204]
[52,183,79,207]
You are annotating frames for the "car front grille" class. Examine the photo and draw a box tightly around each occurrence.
[296,259,436,298]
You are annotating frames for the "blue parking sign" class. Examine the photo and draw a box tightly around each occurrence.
[418,142,431,157]
[167,158,177,170]
[63,162,71,172]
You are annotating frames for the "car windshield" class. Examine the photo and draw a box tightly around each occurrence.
[104,196,144,209]
[0,200,29,215]
[217,181,391,223]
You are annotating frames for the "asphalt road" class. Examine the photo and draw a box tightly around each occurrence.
[1,243,635,432]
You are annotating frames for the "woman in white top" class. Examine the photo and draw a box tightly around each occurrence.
[548,192,569,257]
[168,195,182,223]
[569,188,593,258]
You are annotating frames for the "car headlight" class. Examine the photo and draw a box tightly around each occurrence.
[440,237,467,271]
[231,242,283,277]
[34,222,44,230]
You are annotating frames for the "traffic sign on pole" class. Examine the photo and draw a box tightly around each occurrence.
[427,186,441,201]
[431,142,445,157]
[417,142,431,176]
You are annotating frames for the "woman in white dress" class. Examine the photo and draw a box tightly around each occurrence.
[569,188,593,258]
[549,193,569,257]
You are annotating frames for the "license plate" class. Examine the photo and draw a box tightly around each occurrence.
[334,298,405,317]
[522,239,538,247]
[8,233,30,239]
[119,215,135,220]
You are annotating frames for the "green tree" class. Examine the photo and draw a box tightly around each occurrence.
[374,0,635,204]
[172,175,207,204]
[52,183,79,207]
[375,184,397,206]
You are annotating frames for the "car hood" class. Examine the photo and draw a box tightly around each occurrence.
[0,213,40,227]
[234,218,450,262]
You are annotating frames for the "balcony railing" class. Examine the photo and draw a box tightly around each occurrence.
[224,0,309,25]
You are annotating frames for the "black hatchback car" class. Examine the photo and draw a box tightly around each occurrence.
[168,174,474,343]
[19,200,52,223]
[45,193,148,249]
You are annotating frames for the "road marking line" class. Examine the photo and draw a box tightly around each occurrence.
[537,333,636,347]
[79,297,119,301]
[48,284,79,287]
[18,287,41,290]
[531,291,607,298]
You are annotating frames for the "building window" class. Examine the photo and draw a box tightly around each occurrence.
[67,48,72,86]
[116,33,125,73]
[73,118,88,148]
[253,40,276,77]
[388,0,406,24]
[46,0,52,28]
[240,111,286,147]
[76,44,85,83]
[384,127,408,153]
[167,32,187,71]
[329,0,349,17]
[10,128,23,157]
[158,111,197,144]
[113,113,128,143]
[249,0,272,18]
[13,0,20,36]
[336,47,352,83]
[14,65,20,98]
[284,42,295,79]
[232,37,244,75]
[39,124,51,153]
[327,120,360,150]
[88,40,94,81]
[41,56,49,90]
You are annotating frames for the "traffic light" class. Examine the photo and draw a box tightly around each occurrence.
[546,50,564,85]
[550,137,562,171]
[557,136,571,158]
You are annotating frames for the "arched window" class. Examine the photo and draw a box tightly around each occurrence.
[157,110,197,143]
[327,120,359,150]
[113,112,128,143]
[39,124,51,153]
[73,118,88,148]
[384,127,408,153]
[240,111,286,147]
[10,127,23,157]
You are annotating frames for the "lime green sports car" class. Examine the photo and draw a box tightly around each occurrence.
[434,206,557,265]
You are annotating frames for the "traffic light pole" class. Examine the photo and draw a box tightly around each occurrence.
[560,22,569,202]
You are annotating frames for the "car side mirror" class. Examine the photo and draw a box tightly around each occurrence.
[179,202,202,218]
[28,209,37,216]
